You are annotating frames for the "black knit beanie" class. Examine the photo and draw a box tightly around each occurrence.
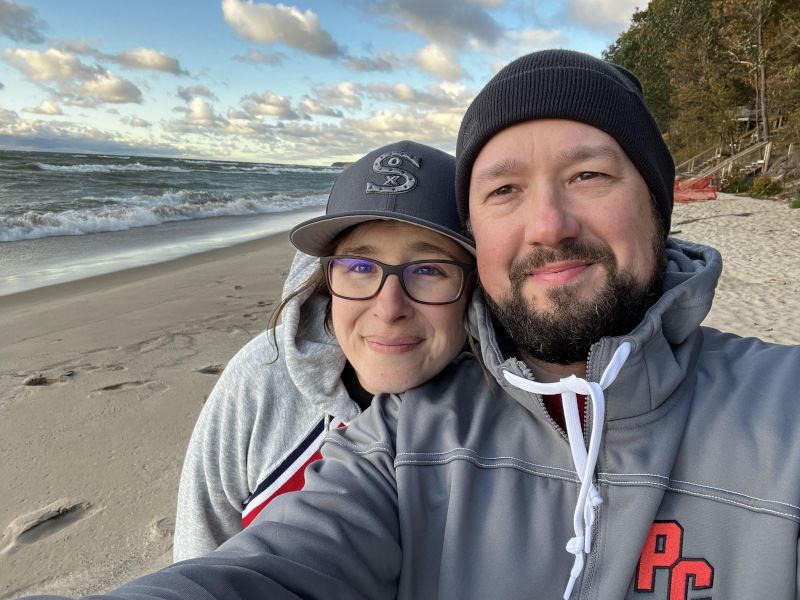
[456,49,674,236]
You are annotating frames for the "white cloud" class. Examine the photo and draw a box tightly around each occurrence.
[163,98,228,134]
[373,0,502,48]
[346,49,398,73]
[415,43,462,80]
[4,47,93,81]
[465,0,505,6]
[22,99,63,115]
[0,113,183,157]
[122,116,152,128]
[313,81,362,109]
[114,47,187,75]
[223,107,274,136]
[298,97,343,118]
[4,47,143,105]
[81,72,142,104]
[186,98,215,123]
[342,106,462,148]
[514,28,566,49]
[364,81,471,109]
[56,39,99,55]
[177,85,217,102]
[221,0,345,58]
[0,0,45,43]
[367,82,419,103]
[234,48,286,65]
[51,41,187,75]
[0,104,19,124]
[564,0,641,31]
[242,91,301,119]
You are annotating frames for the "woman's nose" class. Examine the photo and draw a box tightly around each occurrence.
[371,274,413,321]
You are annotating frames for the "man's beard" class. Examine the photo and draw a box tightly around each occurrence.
[482,238,664,366]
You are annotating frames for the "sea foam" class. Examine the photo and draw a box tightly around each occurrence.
[0,191,327,242]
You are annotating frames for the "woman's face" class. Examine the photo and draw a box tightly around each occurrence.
[330,220,473,395]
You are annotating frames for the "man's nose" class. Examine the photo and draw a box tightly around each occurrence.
[372,273,413,321]
[522,187,581,247]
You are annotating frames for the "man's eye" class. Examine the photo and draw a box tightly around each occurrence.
[489,184,515,197]
[573,171,601,182]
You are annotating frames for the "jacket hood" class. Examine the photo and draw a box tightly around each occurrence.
[468,238,723,421]
[277,251,356,420]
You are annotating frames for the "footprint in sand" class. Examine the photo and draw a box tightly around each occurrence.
[0,499,93,555]
[23,371,74,386]
[83,363,127,373]
[134,334,195,354]
[150,516,175,540]
[88,380,169,397]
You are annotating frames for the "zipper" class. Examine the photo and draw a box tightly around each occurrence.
[509,358,570,442]
[579,504,603,599]
[578,338,606,599]
[582,341,601,446]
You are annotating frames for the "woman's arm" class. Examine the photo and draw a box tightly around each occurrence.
[173,345,259,560]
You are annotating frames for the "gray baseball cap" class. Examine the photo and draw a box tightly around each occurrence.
[290,140,474,256]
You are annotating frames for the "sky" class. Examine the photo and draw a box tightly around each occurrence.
[0,0,644,165]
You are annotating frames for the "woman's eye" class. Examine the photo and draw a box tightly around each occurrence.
[349,262,374,273]
[415,264,444,277]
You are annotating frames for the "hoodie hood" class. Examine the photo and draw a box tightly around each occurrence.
[278,251,357,420]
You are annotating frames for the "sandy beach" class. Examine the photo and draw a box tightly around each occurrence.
[1,233,297,598]
[1,193,798,598]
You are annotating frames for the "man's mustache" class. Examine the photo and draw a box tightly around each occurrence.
[508,240,616,286]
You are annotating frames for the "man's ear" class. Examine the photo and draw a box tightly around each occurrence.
[464,218,473,238]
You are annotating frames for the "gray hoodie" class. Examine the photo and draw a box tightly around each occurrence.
[173,251,361,560]
[30,238,800,599]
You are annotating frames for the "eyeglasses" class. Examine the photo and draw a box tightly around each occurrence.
[320,256,473,305]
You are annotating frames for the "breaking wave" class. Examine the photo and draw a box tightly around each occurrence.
[32,161,343,175]
[0,190,328,242]
[34,162,193,174]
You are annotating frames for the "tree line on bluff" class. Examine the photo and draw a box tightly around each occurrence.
[604,0,799,173]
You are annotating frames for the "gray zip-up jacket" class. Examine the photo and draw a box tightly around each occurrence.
[173,251,361,560]
[30,238,800,599]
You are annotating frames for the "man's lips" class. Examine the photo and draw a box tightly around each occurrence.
[364,336,423,353]
[529,261,593,285]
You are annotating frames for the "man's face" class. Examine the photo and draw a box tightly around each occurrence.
[468,119,663,365]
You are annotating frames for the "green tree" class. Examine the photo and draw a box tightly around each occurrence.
[763,0,800,140]
[712,0,776,141]
[603,1,677,131]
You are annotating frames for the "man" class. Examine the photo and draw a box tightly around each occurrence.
[31,50,800,600]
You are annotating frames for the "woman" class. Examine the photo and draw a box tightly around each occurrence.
[173,140,474,560]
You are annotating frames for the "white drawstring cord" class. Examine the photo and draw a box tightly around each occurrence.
[502,341,631,599]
